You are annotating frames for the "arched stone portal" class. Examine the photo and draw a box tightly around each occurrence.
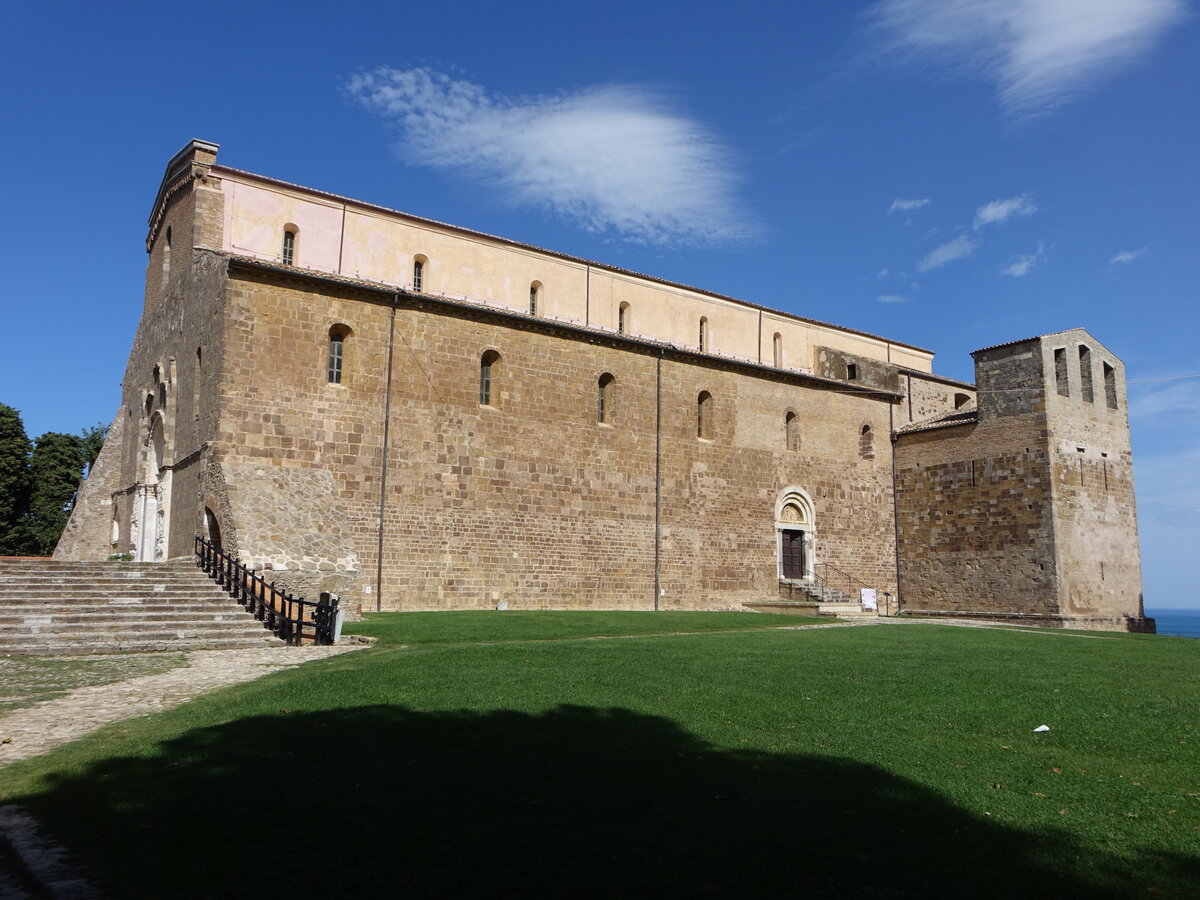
[776,487,815,582]
[135,414,170,561]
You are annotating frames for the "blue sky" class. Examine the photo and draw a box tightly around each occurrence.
[2,1,1196,607]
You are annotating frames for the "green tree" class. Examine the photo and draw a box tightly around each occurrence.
[79,421,108,476]
[0,404,32,555]
[24,432,86,556]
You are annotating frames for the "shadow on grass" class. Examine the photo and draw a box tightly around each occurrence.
[11,705,1195,898]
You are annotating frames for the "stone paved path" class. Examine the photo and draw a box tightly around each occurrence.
[0,645,364,766]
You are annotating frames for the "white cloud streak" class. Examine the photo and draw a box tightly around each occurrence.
[1111,247,1148,264]
[346,67,755,245]
[917,234,978,271]
[889,197,930,213]
[1001,241,1047,277]
[878,294,910,303]
[866,0,1187,115]
[974,194,1037,229]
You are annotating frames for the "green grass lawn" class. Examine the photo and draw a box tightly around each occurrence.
[0,614,1196,898]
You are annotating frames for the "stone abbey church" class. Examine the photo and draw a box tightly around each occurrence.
[57,140,1153,632]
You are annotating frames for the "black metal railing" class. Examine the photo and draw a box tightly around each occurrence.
[812,562,893,614]
[194,537,339,645]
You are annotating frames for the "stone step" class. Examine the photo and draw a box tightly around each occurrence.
[817,601,879,618]
[3,618,274,636]
[7,636,287,656]
[0,609,269,625]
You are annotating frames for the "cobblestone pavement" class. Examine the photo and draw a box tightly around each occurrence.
[0,644,364,766]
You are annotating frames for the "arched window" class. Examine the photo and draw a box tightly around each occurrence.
[480,350,501,407]
[413,256,426,292]
[328,324,351,383]
[699,317,709,352]
[785,410,799,450]
[282,226,297,266]
[618,302,629,335]
[697,391,713,439]
[860,424,875,460]
[598,373,615,424]
[162,226,172,283]
[529,282,541,316]
[954,392,971,410]
[773,332,782,368]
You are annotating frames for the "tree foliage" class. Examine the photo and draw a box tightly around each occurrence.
[25,432,86,555]
[0,404,32,555]
[0,405,99,556]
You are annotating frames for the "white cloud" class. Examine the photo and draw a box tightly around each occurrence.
[1111,247,1148,264]
[889,197,930,213]
[877,267,889,278]
[878,294,910,303]
[917,234,978,271]
[1129,378,1200,418]
[866,0,1187,115]
[1001,241,1047,277]
[974,194,1037,229]
[345,68,755,245]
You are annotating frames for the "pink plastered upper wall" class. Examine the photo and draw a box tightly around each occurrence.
[216,169,936,374]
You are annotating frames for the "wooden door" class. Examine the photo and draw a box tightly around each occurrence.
[781,530,806,579]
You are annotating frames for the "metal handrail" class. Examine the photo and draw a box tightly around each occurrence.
[194,537,338,645]
[812,561,872,602]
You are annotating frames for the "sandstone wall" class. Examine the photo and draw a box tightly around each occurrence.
[54,409,125,560]
[216,265,899,611]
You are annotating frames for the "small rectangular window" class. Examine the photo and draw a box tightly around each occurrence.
[847,363,858,381]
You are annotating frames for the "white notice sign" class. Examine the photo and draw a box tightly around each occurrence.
[860,588,878,611]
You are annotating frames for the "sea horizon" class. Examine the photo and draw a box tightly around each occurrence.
[1146,607,1200,639]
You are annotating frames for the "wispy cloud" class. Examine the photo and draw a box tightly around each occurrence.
[878,294,910,303]
[1001,242,1047,277]
[974,194,1037,229]
[1129,378,1200,419]
[346,67,755,245]
[889,197,930,213]
[865,0,1187,115]
[1111,247,1148,264]
[917,234,978,271]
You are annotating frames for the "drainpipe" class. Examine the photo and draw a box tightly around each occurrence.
[889,402,904,616]
[375,293,399,612]
[654,350,663,610]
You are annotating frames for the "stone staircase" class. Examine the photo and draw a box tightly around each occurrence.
[0,559,285,656]
[744,580,879,619]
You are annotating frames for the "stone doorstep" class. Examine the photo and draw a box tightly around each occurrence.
[0,805,104,900]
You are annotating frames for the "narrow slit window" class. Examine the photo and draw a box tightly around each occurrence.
[847,363,858,381]
[598,373,615,424]
[699,317,708,352]
[530,282,541,316]
[282,228,296,266]
[413,258,425,292]
[1103,362,1118,409]
[162,226,172,283]
[328,325,351,384]
[697,391,713,439]
[480,350,500,407]
[1079,345,1094,403]
[773,333,783,368]
[618,302,629,335]
[785,411,799,450]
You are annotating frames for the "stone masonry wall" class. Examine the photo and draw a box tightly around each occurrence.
[216,265,899,611]
[895,417,1059,615]
[54,408,125,560]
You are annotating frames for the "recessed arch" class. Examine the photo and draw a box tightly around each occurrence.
[773,332,783,368]
[697,390,713,439]
[598,372,615,424]
[529,281,542,316]
[776,486,816,582]
[618,301,630,334]
[328,323,353,384]
[953,392,971,410]
[413,255,428,292]
[785,409,799,451]
[480,349,501,407]
[699,316,709,352]
[282,224,298,266]
[860,423,875,460]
